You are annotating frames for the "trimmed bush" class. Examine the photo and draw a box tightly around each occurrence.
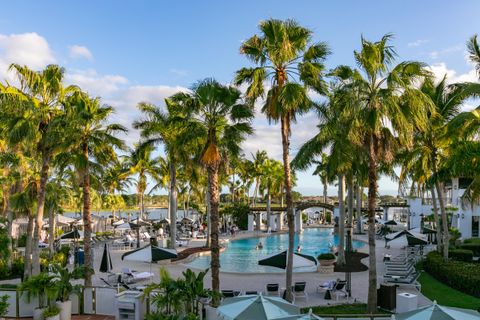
[458,243,480,256]
[464,238,480,244]
[317,253,335,260]
[449,249,474,262]
[425,251,480,298]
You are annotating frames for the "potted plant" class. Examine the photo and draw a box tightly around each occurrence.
[18,273,56,320]
[43,306,60,320]
[317,253,336,266]
[0,295,9,320]
[50,264,86,320]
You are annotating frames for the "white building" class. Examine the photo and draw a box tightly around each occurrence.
[407,178,480,239]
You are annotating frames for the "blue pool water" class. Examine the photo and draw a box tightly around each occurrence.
[186,228,365,273]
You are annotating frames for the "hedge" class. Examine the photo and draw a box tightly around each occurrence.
[464,238,480,244]
[458,243,480,256]
[425,252,480,298]
[449,249,474,262]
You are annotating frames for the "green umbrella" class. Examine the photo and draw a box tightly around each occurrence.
[406,234,428,246]
[272,309,325,319]
[394,302,480,320]
[99,243,113,273]
[121,244,177,262]
[259,251,317,270]
[218,295,300,320]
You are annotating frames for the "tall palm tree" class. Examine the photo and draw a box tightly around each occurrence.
[134,100,197,249]
[399,77,471,260]
[171,78,253,307]
[292,90,358,266]
[312,154,329,219]
[251,150,267,207]
[333,35,432,312]
[467,34,480,76]
[260,158,284,228]
[0,64,77,275]
[235,19,329,301]
[62,91,126,285]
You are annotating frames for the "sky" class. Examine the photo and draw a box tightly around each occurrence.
[0,1,479,196]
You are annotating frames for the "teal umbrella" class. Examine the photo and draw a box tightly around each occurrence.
[394,302,480,320]
[217,295,299,320]
[272,309,325,319]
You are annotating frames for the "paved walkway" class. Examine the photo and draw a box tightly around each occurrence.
[90,228,431,308]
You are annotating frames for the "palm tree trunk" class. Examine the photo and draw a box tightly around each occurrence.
[337,174,346,265]
[5,186,13,269]
[266,187,271,229]
[169,159,177,249]
[280,115,295,302]
[430,186,442,252]
[24,210,34,279]
[323,176,328,221]
[435,181,449,260]
[207,164,220,307]
[48,207,55,257]
[253,178,260,207]
[431,154,449,261]
[355,184,362,234]
[367,135,378,313]
[347,175,354,248]
[82,144,93,287]
[206,179,211,247]
[32,152,51,276]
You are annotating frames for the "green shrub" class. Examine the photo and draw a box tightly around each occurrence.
[43,306,60,318]
[458,243,480,256]
[464,238,480,244]
[317,253,335,260]
[0,295,9,317]
[425,251,480,297]
[220,203,249,230]
[449,249,474,262]
[17,234,27,247]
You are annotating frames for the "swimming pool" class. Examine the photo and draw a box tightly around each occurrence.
[186,228,365,273]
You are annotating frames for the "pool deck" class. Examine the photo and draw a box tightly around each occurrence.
[86,227,431,309]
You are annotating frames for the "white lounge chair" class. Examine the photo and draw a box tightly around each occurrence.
[121,267,153,284]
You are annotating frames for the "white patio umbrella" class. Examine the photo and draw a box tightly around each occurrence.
[217,295,300,320]
[393,301,480,319]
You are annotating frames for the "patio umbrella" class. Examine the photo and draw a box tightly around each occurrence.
[406,234,428,246]
[115,222,131,231]
[272,309,325,319]
[394,301,480,320]
[217,295,299,320]
[121,244,177,263]
[259,251,317,270]
[60,229,82,239]
[112,219,125,226]
[384,220,398,226]
[99,243,113,273]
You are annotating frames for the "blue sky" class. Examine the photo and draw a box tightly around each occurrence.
[0,1,478,195]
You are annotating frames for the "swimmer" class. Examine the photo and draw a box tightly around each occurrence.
[257,241,263,249]
[297,245,302,253]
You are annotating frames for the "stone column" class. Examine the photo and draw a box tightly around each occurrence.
[247,214,254,232]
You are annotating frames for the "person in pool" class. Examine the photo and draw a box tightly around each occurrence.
[256,241,263,249]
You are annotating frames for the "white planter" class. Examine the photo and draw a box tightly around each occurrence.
[204,305,218,320]
[45,314,60,320]
[56,300,72,320]
[33,307,46,320]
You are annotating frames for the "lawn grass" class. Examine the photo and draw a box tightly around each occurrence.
[418,272,480,310]
[303,303,390,315]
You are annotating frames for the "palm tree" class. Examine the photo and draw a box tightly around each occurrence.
[467,34,480,76]
[235,19,329,301]
[0,64,77,275]
[292,90,358,266]
[259,158,284,229]
[251,150,267,207]
[399,77,471,260]
[312,154,329,219]
[171,78,253,307]
[333,34,433,312]
[62,91,126,285]
[134,100,197,249]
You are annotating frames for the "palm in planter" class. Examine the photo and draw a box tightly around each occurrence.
[50,264,87,320]
[43,306,60,320]
[18,273,57,320]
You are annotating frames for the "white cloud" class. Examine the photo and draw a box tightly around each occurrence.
[65,69,128,96]
[408,39,428,47]
[0,32,55,81]
[428,62,478,84]
[429,45,463,60]
[69,45,93,61]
